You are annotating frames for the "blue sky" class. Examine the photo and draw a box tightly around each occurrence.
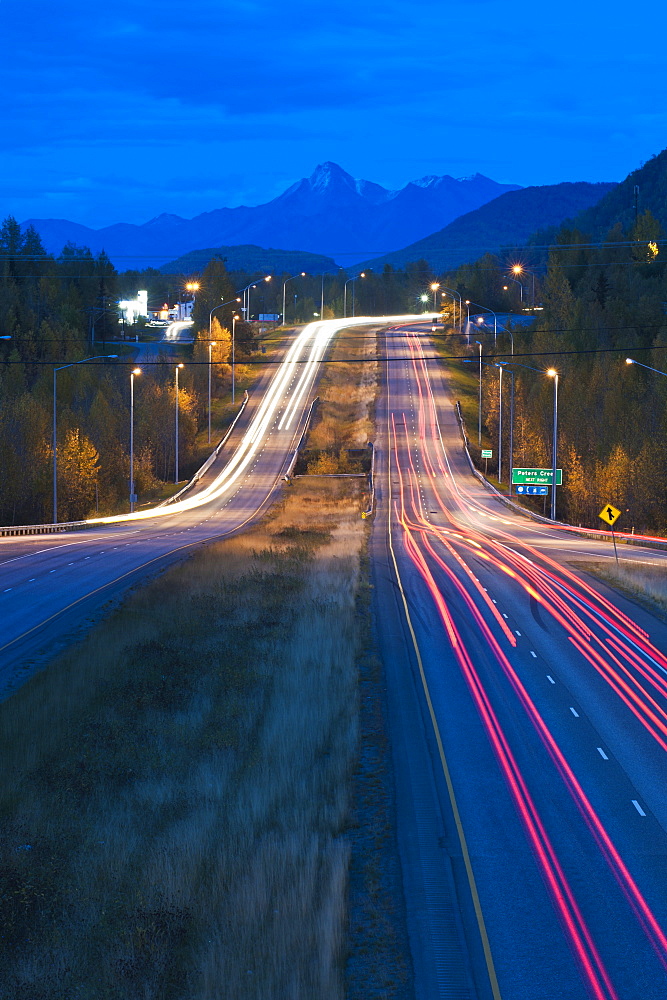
[2,0,666,227]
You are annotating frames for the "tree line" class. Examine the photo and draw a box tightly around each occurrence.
[447,211,667,532]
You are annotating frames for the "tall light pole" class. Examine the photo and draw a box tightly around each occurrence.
[468,300,498,344]
[547,369,559,520]
[495,363,503,481]
[495,364,514,491]
[282,272,306,326]
[441,285,462,330]
[344,272,366,318]
[430,281,440,311]
[175,363,184,484]
[208,341,216,444]
[475,341,482,446]
[508,270,523,303]
[232,314,240,403]
[130,368,141,512]
[512,265,535,307]
[209,297,242,342]
[245,275,271,323]
[52,353,118,523]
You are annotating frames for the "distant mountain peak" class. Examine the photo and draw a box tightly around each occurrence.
[412,175,451,189]
[308,161,354,190]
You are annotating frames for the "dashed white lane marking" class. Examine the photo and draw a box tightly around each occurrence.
[28,578,35,582]
[547,675,555,684]
[68,562,74,566]
[530,651,537,658]
[515,630,521,636]
[502,613,508,619]
[3,588,12,592]
[597,748,609,760]
[570,707,579,718]
[49,569,56,573]
[632,800,646,817]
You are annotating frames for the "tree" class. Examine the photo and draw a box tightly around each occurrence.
[57,428,99,521]
[190,257,236,333]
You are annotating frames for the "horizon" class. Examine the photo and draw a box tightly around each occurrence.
[16,160,623,231]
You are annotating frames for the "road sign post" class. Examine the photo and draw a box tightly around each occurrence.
[481,448,492,476]
[599,503,621,565]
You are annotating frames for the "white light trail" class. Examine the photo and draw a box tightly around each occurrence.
[88,314,423,526]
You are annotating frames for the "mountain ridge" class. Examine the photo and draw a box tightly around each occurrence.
[357,181,617,273]
[20,162,521,269]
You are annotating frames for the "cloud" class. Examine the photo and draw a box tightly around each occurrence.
[1,0,666,225]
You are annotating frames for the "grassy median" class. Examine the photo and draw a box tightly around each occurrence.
[0,324,410,1000]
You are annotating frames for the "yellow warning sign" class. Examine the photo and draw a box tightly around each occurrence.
[599,503,621,527]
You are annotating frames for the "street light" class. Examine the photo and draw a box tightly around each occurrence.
[282,272,306,326]
[232,314,240,403]
[208,341,216,445]
[547,368,559,520]
[344,272,366,318]
[185,282,200,293]
[625,357,667,377]
[440,285,462,330]
[430,282,440,311]
[129,368,141,512]
[209,297,242,343]
[475,341,482,446]
[52,354,118,523]
[467,300,498,344]
[175,363,184,485]
[243,275,271,323]
[511,265,535,307]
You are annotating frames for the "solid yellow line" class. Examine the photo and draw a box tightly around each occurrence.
[384,335,503,1000]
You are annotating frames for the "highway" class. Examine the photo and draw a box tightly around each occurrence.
[0,316,414,700]
[372,322,667,999]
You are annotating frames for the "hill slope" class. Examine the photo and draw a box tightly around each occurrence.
[21,163,520,269]
[359,181,616,272]
[159,245,337,276]
[556,147,667,238]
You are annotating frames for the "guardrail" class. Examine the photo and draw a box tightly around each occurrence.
[454,401,667,552]
[0,394,252,537]
[283,397,319,481]
[362,442,375,519]
[159,391,249,507]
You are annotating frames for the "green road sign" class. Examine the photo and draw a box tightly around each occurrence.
[481,449,493,458]
[512,467,562,486]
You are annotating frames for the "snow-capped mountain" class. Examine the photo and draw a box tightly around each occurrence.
[21,163,521,269]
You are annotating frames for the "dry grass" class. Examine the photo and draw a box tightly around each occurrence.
[576,558,667,616]
[0,480,366,1000]
[306,325,378,466]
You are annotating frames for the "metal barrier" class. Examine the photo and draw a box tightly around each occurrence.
[0,395,252,537]
[454,401,667,552]
[362,442,375,519]
[283,397,319,481]
[159,392,249,506]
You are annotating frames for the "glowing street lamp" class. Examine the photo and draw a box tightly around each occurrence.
[547,368,559,520]
[208,341,216,445]
[232,314,240,403]
[282,272,306,326]
[475,341,483,446]
[130,368,141,512]
[185,282,200,293]
[430,281,440,311]
[344,272,366,318]
[175,363,184,484]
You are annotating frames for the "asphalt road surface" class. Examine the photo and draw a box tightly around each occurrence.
[372,322,667,1000]
[0,316,415,700]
